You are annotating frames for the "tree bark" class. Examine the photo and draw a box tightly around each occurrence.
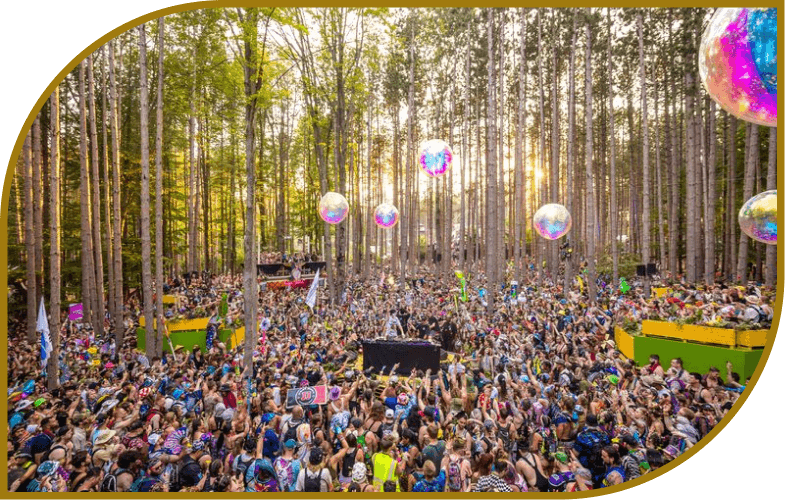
[607,8,618,287]
[486,8,498,310]
[585,9,597,302]
[155,17,165,356]
[78,61,98,328]
[48,88,61,389]
[638,12,651,296]
[737,123,758,282]
[704,99,717,285]
[23,128,37,343]
[764,127,776,286]
[109,40,124,349]
[101,47,115,339]
[87,54,105,334]
[139,25,155,359]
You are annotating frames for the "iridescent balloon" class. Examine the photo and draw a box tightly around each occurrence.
[419,140,453,178]
[318,192,349,224]
[739,190,777,245]
[374,203,399,229]
[533,204,572,240]
[699,8,777,127]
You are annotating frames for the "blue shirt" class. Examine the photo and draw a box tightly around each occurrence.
[412,471,446,492]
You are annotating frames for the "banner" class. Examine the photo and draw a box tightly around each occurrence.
[455,271,468,302]
[68,303,83,322]
[305,268,320,309]
[285,385,328,408]
[37,299,51,368]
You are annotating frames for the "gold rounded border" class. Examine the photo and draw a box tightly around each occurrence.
[0,1,782,498]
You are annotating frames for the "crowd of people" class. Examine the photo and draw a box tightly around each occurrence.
[6,267,771,492]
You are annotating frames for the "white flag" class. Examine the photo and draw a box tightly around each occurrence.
[37,298,52,368]
[305,268,320,310]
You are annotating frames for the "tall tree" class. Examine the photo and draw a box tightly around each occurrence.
[87,53,105,334]
[109,40,124,349]
[101,47,115,337]
[515,8,527,284]
[607,8,618,286]
[704,99,717,285]
[637,11,651,296]
[737,123,758,282]
[48,87,61,389]
[78,61,98,328]
[139,24,155,359]
[155,17,166,356]
[32,117,44,295]
[585,9,597,301]
[23,128,36,343]
[485,8,498,310]
[764,127,776,287]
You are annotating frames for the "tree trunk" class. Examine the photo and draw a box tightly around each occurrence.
[563,10,577,292]
[48,87,61,389]
[87,54,105,335]
[78,61,98,328]
[728,116,738,281]
[537,9,546,286]
[109,40,124,349]
[550,10,560,284]
[139,25,155,359]
[638,12,651,297]
[765,127,776,287]
[486,8,498,310]
[155,17,166,356]
[101,47,115,339]
[704,99,717,285]
[23,128,37,343]
[32,117,44,299]
[585,9,597,302]
[607,8,618,287]
[737,123,758,282]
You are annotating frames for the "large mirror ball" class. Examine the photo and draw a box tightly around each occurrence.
[699,8,777,127]
[318,192,349,224]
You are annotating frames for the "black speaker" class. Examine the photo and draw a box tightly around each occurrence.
[636,265,647,277]
[647,263,657,276]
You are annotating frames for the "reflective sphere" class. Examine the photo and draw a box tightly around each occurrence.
[318,192,349,224]
[739,190,777,245]
[374,203,399,229]
[533,204,572,240]
[699,8,777,127]
[419,140,453,178]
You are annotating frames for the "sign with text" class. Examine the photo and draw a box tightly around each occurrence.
[68,303,83,322]
[285,385,327,408]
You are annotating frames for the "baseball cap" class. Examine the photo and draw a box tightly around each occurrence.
[385,409,394,419]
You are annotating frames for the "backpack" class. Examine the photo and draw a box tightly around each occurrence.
[575,428,607,467]
[538,427,557,457]
[446,456,466,491]
[100,468,129,492]
[497,424,512,451]
[234,454,256,482]
[303,468,323,492]
[283,421,303,445]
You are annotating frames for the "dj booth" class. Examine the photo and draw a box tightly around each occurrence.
[362,339,441,374]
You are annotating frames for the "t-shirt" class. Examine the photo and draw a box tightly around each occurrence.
[473,475,513,492]
[421,441,446,470]
[178,456,203,488]
[385,316,402,337]
[295,467,331,492]
[412,471,446,492]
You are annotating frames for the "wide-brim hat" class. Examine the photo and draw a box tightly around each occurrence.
[94,429,117,446]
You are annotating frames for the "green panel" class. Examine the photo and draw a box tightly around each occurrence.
[633,335,764,381]
[137,328,239,353]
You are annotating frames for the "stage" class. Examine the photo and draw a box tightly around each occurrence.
[361,339,442,374]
